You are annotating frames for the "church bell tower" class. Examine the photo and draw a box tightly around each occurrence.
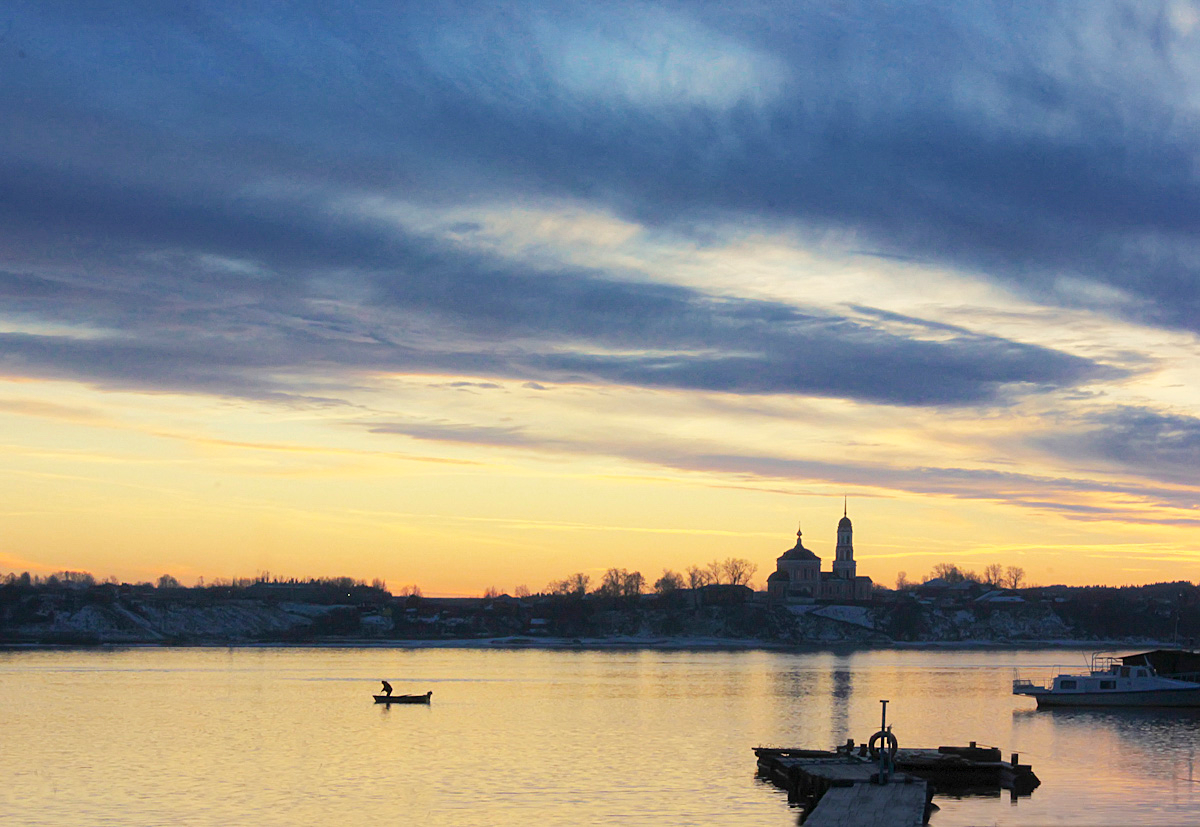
[832,498,856,580]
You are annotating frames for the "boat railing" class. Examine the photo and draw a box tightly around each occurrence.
[1012,677,1047,692]
[1090,653,1123,674]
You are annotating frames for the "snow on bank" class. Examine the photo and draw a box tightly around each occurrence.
[14,601,331,642]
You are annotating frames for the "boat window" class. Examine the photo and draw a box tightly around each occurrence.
[1060,679,1077,689]
[1099,680,1116,689]
[1135,669,1147,677]
[1120,667,1131,678]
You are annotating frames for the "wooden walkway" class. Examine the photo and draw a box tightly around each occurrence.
[805,779,928,827]
[756,752,930,825]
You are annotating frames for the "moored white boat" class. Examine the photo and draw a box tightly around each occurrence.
[1013,653,1200,708]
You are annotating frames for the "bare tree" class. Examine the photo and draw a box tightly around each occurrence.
[686,565,712,590]
[564,572,590,596]
[514,584,530,598]
[983,564,1004,587]
[622,570,645,598]
[156,574,182,589]
[705,559,725,585]
[1004,566,1026,590]
[596,568,645,598]
[58,571,97,586]
[397,584,422,597]
[598,568,626,598]
[930,563,979,583]
[483,585,500,598]
[655,569,685,595]
[719,557,758,587]
[547,574,590,596]
[895,571,910,590]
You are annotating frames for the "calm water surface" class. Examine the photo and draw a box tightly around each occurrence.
[3,646,1199,826]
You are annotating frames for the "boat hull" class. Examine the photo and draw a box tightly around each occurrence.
[373,692,432,704]
[1026,687,1200,708]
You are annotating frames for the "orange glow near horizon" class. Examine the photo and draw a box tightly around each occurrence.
[2,372,1197,596]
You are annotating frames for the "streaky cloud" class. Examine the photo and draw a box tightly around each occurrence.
[363,413,1200,524]
[4,0,1200,338]
[1034,405,1200,485]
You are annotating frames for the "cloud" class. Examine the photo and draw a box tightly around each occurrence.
[1035,405,1200,485]
[368,421,543,448]
[0,235,1115,407]
[529,11,786,110]
[0,1,1184,413]
[0,396,106,424]
[361,411,1200,524]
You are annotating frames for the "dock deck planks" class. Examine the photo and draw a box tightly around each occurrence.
[756,751,931,825]
[804,781,929,827]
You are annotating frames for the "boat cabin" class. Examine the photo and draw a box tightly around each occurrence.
[1013,652,1200,706]
[1014,655,1174,696]
[1048,663,1151,693]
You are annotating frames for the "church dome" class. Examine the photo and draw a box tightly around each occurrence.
[838,515,852,530]
[779,541,821,562]
[779,527,820,561]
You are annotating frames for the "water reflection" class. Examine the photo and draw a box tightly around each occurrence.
[1016,705,1200,731]
[5,647,1200,826]
[829,667,852,743]
[1015,706,1200,780]
[1000,701,1200,826]
[772,667,821,699]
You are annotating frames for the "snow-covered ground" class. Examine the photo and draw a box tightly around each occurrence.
[13,600,330,642]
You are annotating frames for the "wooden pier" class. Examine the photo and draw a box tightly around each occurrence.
[756,748,931,826]
[756,743,1038,825]
[804,780,929,827]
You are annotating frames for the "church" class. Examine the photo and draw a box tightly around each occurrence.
[766,507,873,603]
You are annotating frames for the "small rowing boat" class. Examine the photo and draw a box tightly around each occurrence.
[373,690,432,704]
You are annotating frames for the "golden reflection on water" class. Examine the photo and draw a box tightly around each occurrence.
[1,647,1199,825]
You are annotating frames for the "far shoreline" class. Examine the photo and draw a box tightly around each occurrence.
[1,635,1181,654]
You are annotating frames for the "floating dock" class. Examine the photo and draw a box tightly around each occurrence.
[755,742,1038,825]
[755,748,931,826]
[802,779,929,827]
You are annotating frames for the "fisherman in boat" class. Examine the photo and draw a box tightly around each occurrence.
[381,680,393,697]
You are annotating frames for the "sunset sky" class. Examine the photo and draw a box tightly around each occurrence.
[3,1,1200,594]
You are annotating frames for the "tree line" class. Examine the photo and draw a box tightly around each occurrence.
[542,557,758,598]
[9,556,1031,602]
[894,562,1026,591]
[1,570,390,592]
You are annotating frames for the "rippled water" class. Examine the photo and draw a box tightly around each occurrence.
[3,646,1199,826]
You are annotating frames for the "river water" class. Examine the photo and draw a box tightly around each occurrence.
[3,646,1198,826]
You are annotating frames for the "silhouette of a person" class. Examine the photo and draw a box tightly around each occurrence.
[381,680,393,696]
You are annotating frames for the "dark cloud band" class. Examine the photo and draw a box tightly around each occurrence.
[0,1,1171,408]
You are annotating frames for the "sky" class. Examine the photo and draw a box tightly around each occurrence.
[2,1,1200,595]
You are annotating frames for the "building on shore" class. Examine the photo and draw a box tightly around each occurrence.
[766,507,873,603]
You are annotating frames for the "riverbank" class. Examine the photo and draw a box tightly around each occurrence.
[4,577,1195,649]
[1,634,1176,653]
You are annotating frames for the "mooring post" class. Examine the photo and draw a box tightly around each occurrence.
[879,699,890,783]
